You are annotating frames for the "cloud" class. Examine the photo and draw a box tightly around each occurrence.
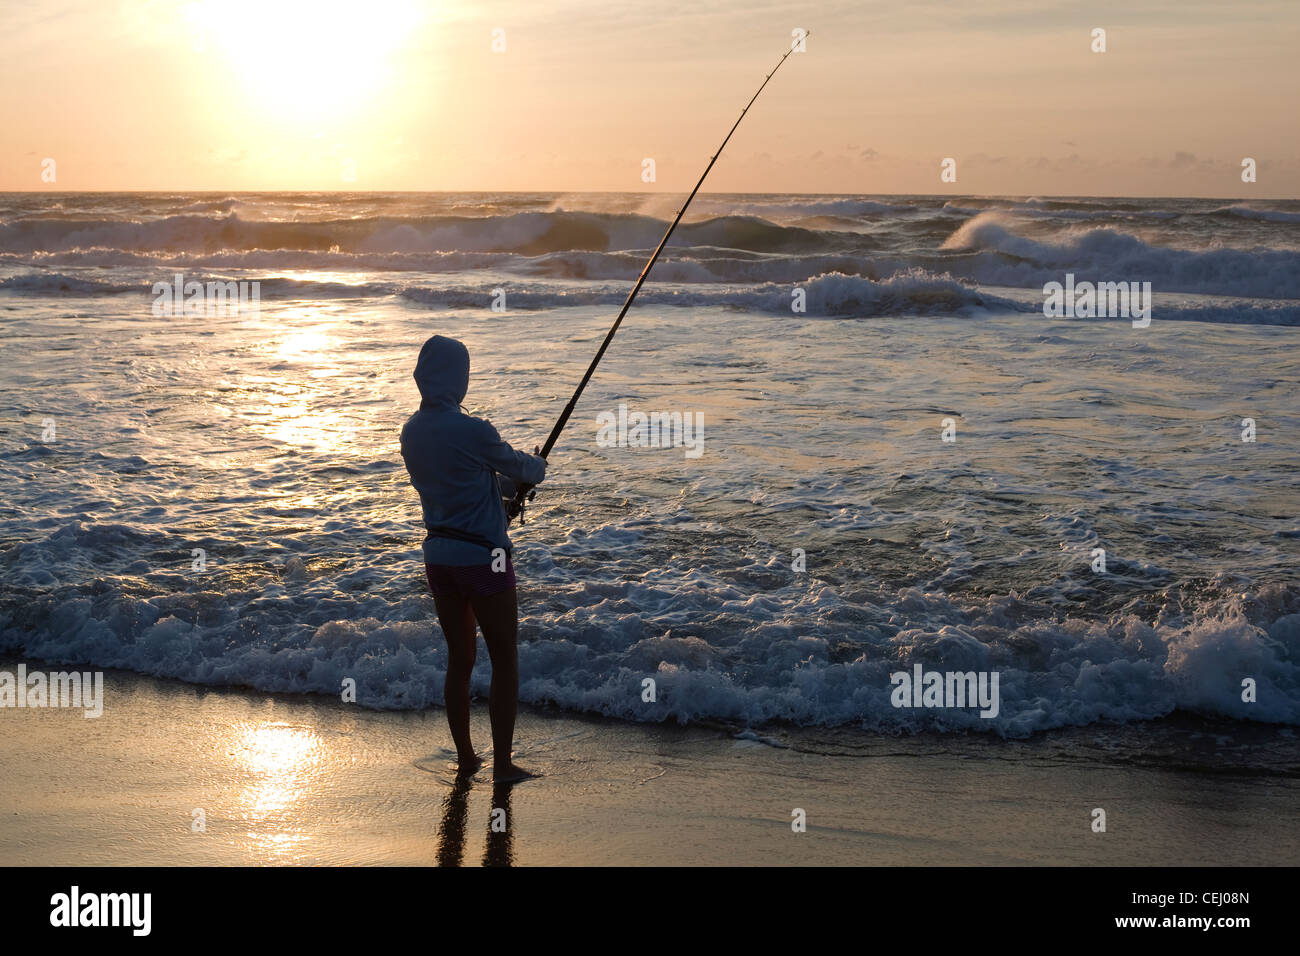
[209,147,250,164]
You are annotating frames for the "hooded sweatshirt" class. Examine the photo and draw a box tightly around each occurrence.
[400,335,546,566]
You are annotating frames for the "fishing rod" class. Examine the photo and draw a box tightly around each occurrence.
[507,35,806,524]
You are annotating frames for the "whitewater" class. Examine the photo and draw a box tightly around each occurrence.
[1,191,1297,738]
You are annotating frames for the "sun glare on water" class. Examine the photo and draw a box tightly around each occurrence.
[228,721,324,859]
[184,0,423,118]
[276,329,333,359]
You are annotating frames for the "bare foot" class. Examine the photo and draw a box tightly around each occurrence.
[493,761,539,783]
[453,753,483,776]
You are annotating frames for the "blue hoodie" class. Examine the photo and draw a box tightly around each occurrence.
[400,335,546,566]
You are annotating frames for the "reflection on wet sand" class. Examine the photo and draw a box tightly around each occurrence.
[435,774,518,867]
[483,782,514,868]
[229,721,323,861]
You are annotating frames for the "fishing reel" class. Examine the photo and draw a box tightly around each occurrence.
[506,486,536,525]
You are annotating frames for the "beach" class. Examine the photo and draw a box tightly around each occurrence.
[1,659,1295,866]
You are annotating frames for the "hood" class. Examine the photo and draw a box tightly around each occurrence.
[413,335,469,409]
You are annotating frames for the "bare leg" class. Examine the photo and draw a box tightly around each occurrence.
[433,592,482,773]
[469,587,535,782]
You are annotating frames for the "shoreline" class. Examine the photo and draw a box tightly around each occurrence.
[1,656,1295,866]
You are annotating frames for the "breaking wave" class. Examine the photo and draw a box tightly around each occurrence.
[940,212,1300,298]
[2,519,1296,735]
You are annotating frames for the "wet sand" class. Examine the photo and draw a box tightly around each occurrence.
[1,660,1296,866]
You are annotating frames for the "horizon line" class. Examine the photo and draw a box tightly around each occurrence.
[1,189,1295,202]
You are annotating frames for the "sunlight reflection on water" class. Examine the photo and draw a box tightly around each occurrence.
[229,721,324,860]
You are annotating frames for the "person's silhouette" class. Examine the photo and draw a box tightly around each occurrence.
[400,335,546,782]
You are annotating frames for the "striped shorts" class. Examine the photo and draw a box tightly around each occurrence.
[424,557,516,599]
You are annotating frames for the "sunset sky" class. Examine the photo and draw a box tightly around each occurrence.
[2,0,1297,196]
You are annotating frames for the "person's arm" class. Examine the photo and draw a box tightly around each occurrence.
[477,419,546,486]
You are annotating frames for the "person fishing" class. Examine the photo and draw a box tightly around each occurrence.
[400,334,546,783]
[402,39,801,787]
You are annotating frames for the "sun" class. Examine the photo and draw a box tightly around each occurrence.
[183,0,423,120]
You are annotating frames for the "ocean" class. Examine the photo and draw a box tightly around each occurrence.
[1,191,1298,746]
